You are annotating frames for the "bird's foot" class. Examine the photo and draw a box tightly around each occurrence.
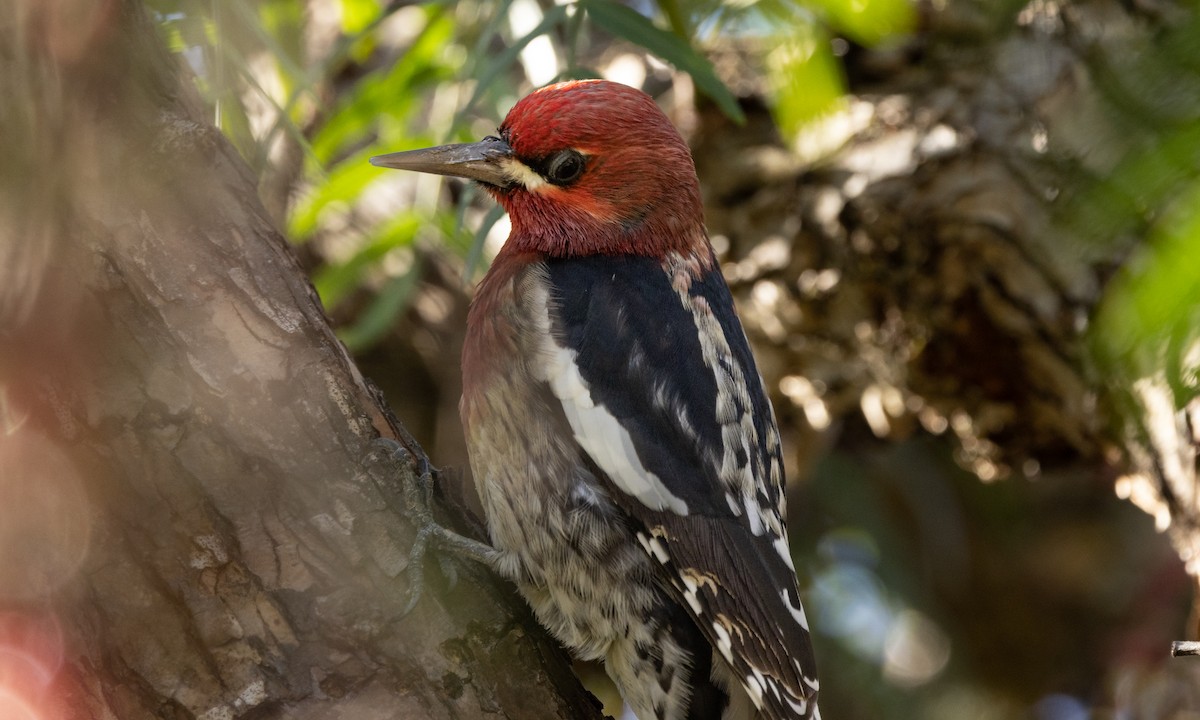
[366,437,501,616]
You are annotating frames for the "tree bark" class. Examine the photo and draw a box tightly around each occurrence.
[0,1,600,718]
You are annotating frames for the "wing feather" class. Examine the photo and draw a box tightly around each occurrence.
[533,252,819,719]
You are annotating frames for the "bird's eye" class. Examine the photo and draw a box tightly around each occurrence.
[546,150,586,185]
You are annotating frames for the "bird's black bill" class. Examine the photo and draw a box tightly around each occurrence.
[370,136,515,188]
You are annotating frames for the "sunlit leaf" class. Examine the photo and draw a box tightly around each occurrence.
[160,20,188,53]
[808,0,915,46]
[225,0,307,85]
[582,0,745,124]
[290,148,383,240]
[312,9,456,165]
[340,0,382,34]
[1093,181,1200,381]
[766,24,845,138]
[259,0,306,78]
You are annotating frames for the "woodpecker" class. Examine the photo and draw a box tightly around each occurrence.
[372,80,819,720]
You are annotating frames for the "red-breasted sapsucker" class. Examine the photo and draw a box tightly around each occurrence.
[372,80,819,720]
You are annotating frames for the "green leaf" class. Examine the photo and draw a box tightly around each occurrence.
[225,0,307,86]
[582,0,744,124]
[289,147,383,240]
[313,212,422,309]
[312,10,456,165]
[1094,181,1200,369]
[338,258,424,352]
[808,0,915,47]
[1056,123,1200,276]
[339,0,382,34]
[766,25,845,139]
[259,0,306,77]
[460,3,569,121]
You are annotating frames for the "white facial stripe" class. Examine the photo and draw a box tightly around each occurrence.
[499,157,547,190]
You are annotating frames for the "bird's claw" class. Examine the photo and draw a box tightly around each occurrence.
[399,528,459,615]
[365,437,439,616]
[365,436,497,618]
[400,525,432,617]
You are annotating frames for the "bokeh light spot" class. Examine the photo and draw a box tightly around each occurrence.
[0,429,91,601]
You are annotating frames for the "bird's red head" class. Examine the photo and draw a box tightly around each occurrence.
[372,80,707,259]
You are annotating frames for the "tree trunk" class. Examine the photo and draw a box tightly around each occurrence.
[0,1,600,718]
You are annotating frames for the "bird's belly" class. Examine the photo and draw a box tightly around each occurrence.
[466,400,661,661]
[483,471,660,661]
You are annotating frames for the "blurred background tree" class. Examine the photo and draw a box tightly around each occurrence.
[4,0,1199,718]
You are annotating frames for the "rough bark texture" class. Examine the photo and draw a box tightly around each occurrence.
[0,1,601,718]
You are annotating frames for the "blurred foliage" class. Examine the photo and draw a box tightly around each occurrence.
[691,0,914,136]
[1071,9,1200,453]
[1094,183,1200,395]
